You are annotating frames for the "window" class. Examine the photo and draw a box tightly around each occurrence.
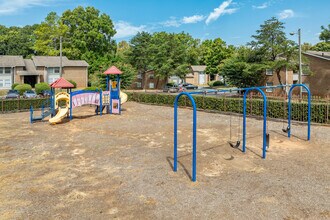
[48,76,59,84]
[149,82,154,89]
[136,82,142,88]
[137,73,142,79]
[0,80,3,87]
[302,83,310,93]
[265,69,273,75]
[4,67,11,74]
[4,79,11,87]
[266,82,273,92]
[149,74,154,79]
[47,67,60,74]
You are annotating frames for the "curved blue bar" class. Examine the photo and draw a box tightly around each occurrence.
[287,84,311,140]
[242,88,268,159]
[174,92,197,182]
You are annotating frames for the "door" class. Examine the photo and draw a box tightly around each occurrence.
[198,72,205,85]
[24,76,37,88]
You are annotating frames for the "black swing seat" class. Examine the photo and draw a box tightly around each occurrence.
[282,126,290,133]
[229,141,240,148]
[266,133,270,151]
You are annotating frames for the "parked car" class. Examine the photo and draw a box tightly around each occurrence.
[181,83,198,90]
[23,90,37,99]
[5,90,19,99]
[40,90,52,97]
[163,83,179,93]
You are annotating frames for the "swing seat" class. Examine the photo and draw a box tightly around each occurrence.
[266,133,270,151]
[229,141,240,148]
[282,126,290,133]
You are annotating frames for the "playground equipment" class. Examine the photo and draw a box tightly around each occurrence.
[104,66,124,114]
[30,90,54,123]
[172,84,311,182]
[49,92,70,124]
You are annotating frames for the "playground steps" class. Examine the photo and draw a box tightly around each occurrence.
[30,107,53,123]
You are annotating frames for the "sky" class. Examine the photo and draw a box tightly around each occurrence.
[0,0,329,46]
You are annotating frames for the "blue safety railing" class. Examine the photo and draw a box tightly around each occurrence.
[287,84,311,140]
[242,88,268,159]
[173,92,197,182]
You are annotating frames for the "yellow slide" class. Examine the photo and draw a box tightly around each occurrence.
[49,92,70,124]
[49,107,69,124]
[120,91,128,104]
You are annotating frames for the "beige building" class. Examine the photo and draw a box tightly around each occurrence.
[185,65,209,85]
[0,55,88,89]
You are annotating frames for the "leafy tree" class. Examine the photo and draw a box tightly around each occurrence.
[199,38,234,76]
[319,24,330,42]
[34,12,69,56]
[311,42,330,52]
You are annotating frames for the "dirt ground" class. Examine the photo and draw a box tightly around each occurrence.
[0,102,329,219]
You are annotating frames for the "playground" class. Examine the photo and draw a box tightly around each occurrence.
[0,102,329,219]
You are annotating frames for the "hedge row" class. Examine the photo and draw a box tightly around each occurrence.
[126,92,330,124]
[0,98,49,113]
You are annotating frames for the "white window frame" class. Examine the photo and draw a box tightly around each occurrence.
[149,82,154,89]
[4,79,11,87]
[266,82,273,92]
[0,79,3,87]
[136,82,142,88]
[4,67,11,74]
[149,74,154,79]
[265,69,273,76]
[137,73,142,79]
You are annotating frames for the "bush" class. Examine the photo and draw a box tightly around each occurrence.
[14,84,32,95]
[126,92,330,124]
[68,79,77,88]
[209,80,224,87]
[11,83,20,90]
[35,82,51,94]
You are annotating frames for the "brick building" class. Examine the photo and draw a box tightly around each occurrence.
[0,55,89,89]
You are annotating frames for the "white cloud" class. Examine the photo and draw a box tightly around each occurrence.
[162,17,181,27]
[278,9,294,20]
[114,21,146,39]
[0,0,54,15]
[205,0,238,25]
[182,15,205,24]
[253,2,269,9]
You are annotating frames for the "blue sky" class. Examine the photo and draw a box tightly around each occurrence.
[0,0,329,46]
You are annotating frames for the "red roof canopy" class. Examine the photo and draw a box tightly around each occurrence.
[103,66,122,75]
[50,77,74,88]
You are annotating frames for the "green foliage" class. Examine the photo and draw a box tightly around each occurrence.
[11,83,20,90]
[68,80,77,88]
[0,98,48,112]
[14,84,32,95]
[126,92,330,124]
[83,86,100,91]
[319,24,330,42]
[35,82,51,94]
[311,42,330,52]
[208,80,224,87]
[199,38,234,75]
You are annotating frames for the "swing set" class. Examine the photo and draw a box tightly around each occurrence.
[172,84,311,182]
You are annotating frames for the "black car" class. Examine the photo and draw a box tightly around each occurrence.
[5,90,19,99]
[181,83,198,90]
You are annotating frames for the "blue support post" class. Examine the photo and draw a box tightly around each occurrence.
[242,88,268,159]
[100,89,103,116]
[30,106,33,124]
[287,84,311,140]
[174,92,197,182]
[70,92,73,120]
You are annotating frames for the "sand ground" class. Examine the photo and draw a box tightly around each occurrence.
[0,102,329,219]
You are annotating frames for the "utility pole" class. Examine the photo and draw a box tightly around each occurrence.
[60,36,63,77]
[298,28,302,98]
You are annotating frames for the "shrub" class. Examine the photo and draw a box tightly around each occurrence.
[209,80,224,87]
[11,83,20,90]
[35,82,51,94]
[14,84,32,95]
[83,86,100,91]
[68,79,77,88]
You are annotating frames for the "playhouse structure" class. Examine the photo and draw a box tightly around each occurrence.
[30,66,128,124]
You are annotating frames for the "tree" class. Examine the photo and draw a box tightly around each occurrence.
[319,24,330,42]
[34,12,69,56]
[199,38,234,77]
[248,17,296,87]
[311,42,330,52]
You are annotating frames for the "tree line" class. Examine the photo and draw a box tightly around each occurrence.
[0,6,329,88]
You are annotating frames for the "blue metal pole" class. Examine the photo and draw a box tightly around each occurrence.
[288,89,292,138]
[70,92,72,120]
[173,92,197,182]
[30,106,33,124]
[242,89,248,153]
[261,89,267,159]
[307,88,311,140]
[100,89,103,116]
[106,75,109,91]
